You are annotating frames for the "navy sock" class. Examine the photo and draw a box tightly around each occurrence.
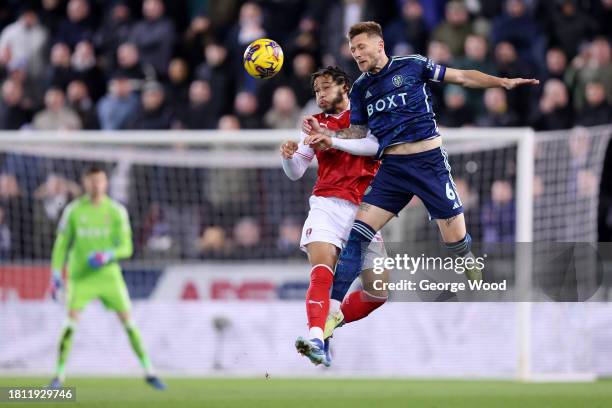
[331,220,377,302]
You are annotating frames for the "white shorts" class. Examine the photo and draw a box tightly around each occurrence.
[300,195,387,269]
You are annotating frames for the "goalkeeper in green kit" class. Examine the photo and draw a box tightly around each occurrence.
[48,166,165,390]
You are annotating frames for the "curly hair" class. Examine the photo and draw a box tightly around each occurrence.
[310,66,352,92]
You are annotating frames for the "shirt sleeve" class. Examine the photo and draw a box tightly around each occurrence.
[416,55,446,83]
[51,203,75,271]
[281,132,315,180]
[331,131,379,156]
[112,204,133,260]
[348,81,368,125]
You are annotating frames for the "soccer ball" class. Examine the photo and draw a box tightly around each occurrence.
[243,39,284,79]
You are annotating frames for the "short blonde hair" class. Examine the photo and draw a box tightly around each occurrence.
[347,21,383,41]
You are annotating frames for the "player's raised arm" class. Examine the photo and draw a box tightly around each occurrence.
[280,133,315,181]
[303,116,368,141]
[303,126,379,156]
[444,67,539,90]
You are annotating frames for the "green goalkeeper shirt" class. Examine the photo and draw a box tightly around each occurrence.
[51,195,133,280]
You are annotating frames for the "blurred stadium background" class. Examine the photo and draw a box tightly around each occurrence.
[1,0,612,405]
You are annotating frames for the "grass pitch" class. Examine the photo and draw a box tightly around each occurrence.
[1,377,611,408]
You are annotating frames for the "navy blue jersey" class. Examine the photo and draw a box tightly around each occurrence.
[349,55,446,159]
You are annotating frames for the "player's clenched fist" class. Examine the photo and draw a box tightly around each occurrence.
[280,140,298,159]
[302,116,321,135]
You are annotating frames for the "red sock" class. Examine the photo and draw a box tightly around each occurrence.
[305,264,334,336]
[340,290,387,323]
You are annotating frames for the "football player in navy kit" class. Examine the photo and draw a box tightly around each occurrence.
[303,21,539,334]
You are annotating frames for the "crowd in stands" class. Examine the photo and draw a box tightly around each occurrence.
[0,0,610,132]
[0,0,611,260]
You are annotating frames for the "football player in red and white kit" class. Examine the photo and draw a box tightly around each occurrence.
[280,66,389,367]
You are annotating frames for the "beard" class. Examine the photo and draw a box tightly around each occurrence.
[321,89,345,114]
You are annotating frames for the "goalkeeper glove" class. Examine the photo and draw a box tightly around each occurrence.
[50,270,63,301]
[87,251,115,269]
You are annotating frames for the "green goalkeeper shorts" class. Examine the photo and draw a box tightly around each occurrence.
[66,275,132,312]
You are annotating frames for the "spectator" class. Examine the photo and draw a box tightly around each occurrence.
[284,16,321,62]
[0,173,30,259]
[129,0,176,76]
[595,0,612,39]
[490,0,542,68]
[166,58,190,106]
[454,34,497,115]
[494,41,534,122]
[567,37,612,112]
[39,0,65,34]
[576,81,612,126]
[264,86,300,129]
[198,225,230,259]
[130,81,173,129]
[438,85,474,127]
[66,79,99,129]
[321,0,377,70]
[481,180,515,243]
[55,0,95,48]
[32,87,82,130]
[114,42,145,81]
[232,217,265,258]
[0,7,48,81]
[530,79,573,130]
[46,42,75,91]
[176,80,216,130]
[32,173,81,258]
[432,1,473,58]
[276,216,302,258]
[544,47,568,81]
[287,53,316,107]
[0,79,31,129]
[233,91,262,129]
[182,14,213,67]
[477,88,519,127]
[384,0,429,56]
[71,40,105,101]
[218,114,241,130]
[549,0,599,60]
[0,173,21,200]
[96,74,139,130]
[225,2,267,81]
[196,42,232,116]
[139,203,179,258]
[94,1,133,70]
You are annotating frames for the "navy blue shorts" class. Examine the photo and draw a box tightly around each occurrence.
[362,147,463,219]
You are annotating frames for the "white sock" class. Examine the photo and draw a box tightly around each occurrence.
[329,299,341,314]
[308,327,324,342]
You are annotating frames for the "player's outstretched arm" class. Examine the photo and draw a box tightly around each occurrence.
[444,67,539,90]
[304,132,379,156]
[302,116,368,140]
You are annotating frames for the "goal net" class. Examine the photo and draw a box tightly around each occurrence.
[0,126,610,379]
